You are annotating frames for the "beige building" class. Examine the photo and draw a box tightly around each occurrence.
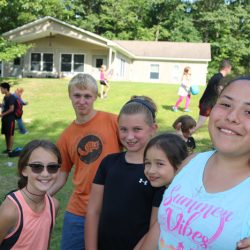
[2,16,211,85]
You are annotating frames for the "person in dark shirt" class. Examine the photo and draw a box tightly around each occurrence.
[0,82,16,154]
[193,60,232,132]
[85,96,165,250]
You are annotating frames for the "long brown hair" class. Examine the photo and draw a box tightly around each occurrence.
[17,140,62,189]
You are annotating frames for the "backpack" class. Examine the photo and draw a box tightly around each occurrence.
[14,97,23,119]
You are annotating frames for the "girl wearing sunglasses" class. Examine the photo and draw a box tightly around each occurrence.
[0,139,61,250]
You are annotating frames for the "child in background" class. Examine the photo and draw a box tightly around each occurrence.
[139,76,250,250]
[172,115,196,153]
[13,88,28,134]
[144,133,188,188]
[99,65,110,99]
[172,66,192,112]
[85,96,165,250]
[0,140,61,249]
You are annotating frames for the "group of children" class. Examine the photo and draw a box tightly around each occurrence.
[1,74,250,250]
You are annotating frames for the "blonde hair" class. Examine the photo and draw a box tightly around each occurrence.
[100,65,107,71]
[118,95,157,125]
[15,88,24,95]
[68,73,98,96]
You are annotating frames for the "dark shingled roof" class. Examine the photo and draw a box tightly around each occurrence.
[114,40,211,60]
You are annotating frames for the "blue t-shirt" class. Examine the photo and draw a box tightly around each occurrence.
[158,151,250,250]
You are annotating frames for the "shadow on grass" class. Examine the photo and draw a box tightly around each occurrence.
[0,78,21,86]
[11,119,71,149]
[162,104,188,112]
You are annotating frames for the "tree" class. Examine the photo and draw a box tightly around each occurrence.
[193,0,250,76]
[0,37,31,61]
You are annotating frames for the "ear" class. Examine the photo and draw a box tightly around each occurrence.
[22,167,28,177]
[151,123,158,135]
[176,122,182,131]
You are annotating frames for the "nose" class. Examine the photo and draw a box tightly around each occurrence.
[147,165,156,174]
[127,131,135,140]
[226,108,240,124]
[79,96,86,104]
[41,166,50,176]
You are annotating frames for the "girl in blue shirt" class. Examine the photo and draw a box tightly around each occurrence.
[140,76,250,250]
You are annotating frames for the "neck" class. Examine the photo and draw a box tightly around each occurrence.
[125,150,144,164]
[26,186,44,196]
[75,110,97,124]
[220,69,227,77]
[22,188,45,204]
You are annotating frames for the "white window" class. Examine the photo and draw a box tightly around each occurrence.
[31,53,53,72]
[61,54,84,72]
[150,64,159,80]
[120,58,125,77]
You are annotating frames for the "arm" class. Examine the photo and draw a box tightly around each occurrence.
[134,207,159,250]
[0,104,14,117]
[52,197,60,216]
[85,183,104,250]
[47,171,69,196]
[0,198,19,244]
[137,221,160,250]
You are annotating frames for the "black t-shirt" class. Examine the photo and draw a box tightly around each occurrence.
[199,72,223,106]
[186,136,196,153]
[94,152,165,250]
[2,94,15,119]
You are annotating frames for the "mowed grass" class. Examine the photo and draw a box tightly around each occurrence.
[0,78,211,249]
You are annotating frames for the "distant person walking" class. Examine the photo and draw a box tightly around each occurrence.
[0,82,16,154]
[99,65,111,99]
[172,66,192,112]
[13,88,28,134]
[193,59,232,132]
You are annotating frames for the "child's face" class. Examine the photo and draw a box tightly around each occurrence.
[69,86,97,118]
[209,80,250,157]
[119,113,156,154]
[144,146,175,187]
[182,126,195,139]
[22,147,59,194]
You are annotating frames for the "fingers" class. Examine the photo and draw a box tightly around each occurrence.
[237,238,250,249]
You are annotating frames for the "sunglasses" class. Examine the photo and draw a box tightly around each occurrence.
[28,163,61,174]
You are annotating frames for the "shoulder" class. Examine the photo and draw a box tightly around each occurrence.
[209,73,222,83]
[98,111,118,120]
[177,151,214,173]
[6,94,16,103]
[102,152,124,164]
[0,197,19,232]
[57,122,75,140]
[99,152,125,171]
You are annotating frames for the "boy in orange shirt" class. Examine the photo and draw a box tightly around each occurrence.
[48,73,121,250]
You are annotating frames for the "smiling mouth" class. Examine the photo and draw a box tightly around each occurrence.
[39,180,50,183]
[148,176,158,182]
[126,141,137,146]
[219,128,240,136]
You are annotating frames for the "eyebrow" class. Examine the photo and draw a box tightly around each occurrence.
[220,95,250,106]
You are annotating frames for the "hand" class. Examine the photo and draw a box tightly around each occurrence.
[237,238,250,249]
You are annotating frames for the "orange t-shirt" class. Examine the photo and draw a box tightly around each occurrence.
[57,111,121,216]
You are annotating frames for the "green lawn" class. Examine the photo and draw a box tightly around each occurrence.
[0,78,211,249]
